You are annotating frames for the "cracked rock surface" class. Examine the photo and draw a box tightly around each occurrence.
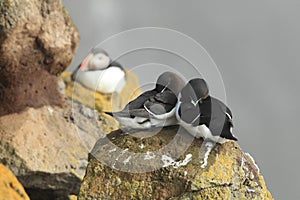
[79,126,273,199]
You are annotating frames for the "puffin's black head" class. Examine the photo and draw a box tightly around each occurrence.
[155,72,185,95]
[109,61,124,70]
[80,48,111,71]
[180,78,209,103]
[91,48,109,56]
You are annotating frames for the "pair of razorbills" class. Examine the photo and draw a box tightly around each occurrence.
[72,48,238,144]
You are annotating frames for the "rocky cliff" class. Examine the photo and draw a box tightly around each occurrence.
[0,0,79,116]
[79,126,273,200]
[0,0,274,199]
[0,102,104,199]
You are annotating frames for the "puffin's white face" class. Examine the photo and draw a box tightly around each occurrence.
[80,52,110,71]
[89,53,110,70]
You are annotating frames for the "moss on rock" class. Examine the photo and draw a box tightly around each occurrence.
[79,127,273,200]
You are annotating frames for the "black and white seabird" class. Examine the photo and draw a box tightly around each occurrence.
[106,71,185,130]
[71,48,126,94]
[176,78,237,144]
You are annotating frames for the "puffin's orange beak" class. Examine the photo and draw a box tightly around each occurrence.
[80,53,93,71]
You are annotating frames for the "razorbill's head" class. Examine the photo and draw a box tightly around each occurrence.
[177,101,201,124]
[80,48,111,71]
[155,72,185,95]
[180,78,209,104]
[176,78,209,125]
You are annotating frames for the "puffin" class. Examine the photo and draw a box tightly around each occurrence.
[106,71,185,130]
[176,78,237,144]
[71,48,126,94]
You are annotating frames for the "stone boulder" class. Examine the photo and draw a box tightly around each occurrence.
[79,126,273,199]
[0,0,79,116]
[0,101,107,199]
[0,163,29,200]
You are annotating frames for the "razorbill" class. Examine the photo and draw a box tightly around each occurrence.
[106,71,185,130]
[176,78,237,144]
[71,48,126,94]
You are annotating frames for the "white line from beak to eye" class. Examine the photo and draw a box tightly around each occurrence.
[225,112,232,120]
[191,114,201,124]
[161,83,170,93]
[190,97,202,106]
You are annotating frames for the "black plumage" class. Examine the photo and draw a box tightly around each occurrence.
[177,78,237,141]
[106,71,185,129]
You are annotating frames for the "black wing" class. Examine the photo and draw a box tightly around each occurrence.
[106,90,157,118]
[208,97,236,140]
[144,90,177,115]
[125,90,158,110]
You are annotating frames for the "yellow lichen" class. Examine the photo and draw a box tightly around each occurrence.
[61,71,141,112]
[78,128,274,200]
[0,164,30,200]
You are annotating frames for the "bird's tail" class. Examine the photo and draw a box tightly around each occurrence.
[104,112,113,117]
[230,134,238,141]
[229,130,238,141]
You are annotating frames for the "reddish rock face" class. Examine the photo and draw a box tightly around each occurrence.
[0,0,80,116]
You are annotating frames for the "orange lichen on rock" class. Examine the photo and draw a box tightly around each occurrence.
[0,164,29,200]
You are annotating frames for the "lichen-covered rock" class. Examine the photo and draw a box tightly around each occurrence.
[79,126,273,200]
[61,71,142,113]
[0,0,80,116]
[0,163,29,200]
[0,101,109,199]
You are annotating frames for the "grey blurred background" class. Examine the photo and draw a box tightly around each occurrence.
[63,0,300,199]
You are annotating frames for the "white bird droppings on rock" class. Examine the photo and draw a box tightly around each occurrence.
[123,156,131,165]
[112,148,129,169]
[139,144,144,149]
[144,151,155,160]
[247,187,256,193]
[245,152,260,173]
[201,142,214,168]
[47,107,54,115]
[161,154,192,168]
[108,148,117,153]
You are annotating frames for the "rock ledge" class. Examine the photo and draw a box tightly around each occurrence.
[79,126,273,200]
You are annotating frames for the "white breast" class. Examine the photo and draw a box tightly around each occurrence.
[175,103,210,138]
[149,115,178,127]
[114,116,152,129]
[175,102,229,143]
[75,67,126,94]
